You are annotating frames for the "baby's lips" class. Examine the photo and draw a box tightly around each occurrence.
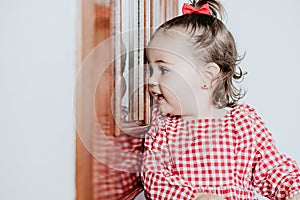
[150,90,160,98]
[150,90,159,95]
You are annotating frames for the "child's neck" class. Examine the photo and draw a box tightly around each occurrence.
[181,107,227,120]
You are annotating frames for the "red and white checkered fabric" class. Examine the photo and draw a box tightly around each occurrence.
[92,120,143,199]
[142,104,300,200]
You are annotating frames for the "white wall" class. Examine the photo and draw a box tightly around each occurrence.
[0,0,299,199]
[0,0,76,199]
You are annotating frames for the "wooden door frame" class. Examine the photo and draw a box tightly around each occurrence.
[75,0,179,199]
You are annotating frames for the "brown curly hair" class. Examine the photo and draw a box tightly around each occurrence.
[153,0,246,108]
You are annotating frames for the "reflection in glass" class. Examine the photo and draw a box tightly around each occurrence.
[76,0,179,199]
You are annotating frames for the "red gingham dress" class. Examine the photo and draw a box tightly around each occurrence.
[142,104,300,200]
[92,120,143,199]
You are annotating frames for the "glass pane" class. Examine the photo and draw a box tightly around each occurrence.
[121,0,147,123]
[76,0,178,200]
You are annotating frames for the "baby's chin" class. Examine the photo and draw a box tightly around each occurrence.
[158,104,172,116]
[159,104,182,116]
[159,106,199,119]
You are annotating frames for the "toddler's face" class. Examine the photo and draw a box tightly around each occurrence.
[147,30,209,117]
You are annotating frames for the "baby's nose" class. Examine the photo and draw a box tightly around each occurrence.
[148,75,159,87]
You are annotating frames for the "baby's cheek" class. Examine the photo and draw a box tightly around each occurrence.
[161,85,180,104]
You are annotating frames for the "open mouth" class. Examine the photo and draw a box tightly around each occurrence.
[151,91,165,104]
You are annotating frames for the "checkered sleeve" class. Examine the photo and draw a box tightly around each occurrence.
[249,108,300,199]
[142,107,198,200]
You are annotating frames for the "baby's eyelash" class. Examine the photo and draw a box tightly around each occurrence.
[159,66,169,74]
[147,64,169,77]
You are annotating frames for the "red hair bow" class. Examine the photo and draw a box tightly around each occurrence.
[182,3,210,15]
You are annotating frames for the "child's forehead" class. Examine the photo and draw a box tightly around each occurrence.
[147,29,194,59]
[150,28,191,45]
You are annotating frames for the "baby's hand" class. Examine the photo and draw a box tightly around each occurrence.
[288,194,300,200]
[193,193,225,200]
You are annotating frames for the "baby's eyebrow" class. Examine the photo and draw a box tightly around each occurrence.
[155,60,171,65]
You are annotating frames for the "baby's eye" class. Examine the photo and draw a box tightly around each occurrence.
[159,66,169,75]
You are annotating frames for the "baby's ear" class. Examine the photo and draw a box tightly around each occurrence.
[204,62,220,81]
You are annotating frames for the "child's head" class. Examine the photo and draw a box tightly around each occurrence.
[147,0,245,118]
